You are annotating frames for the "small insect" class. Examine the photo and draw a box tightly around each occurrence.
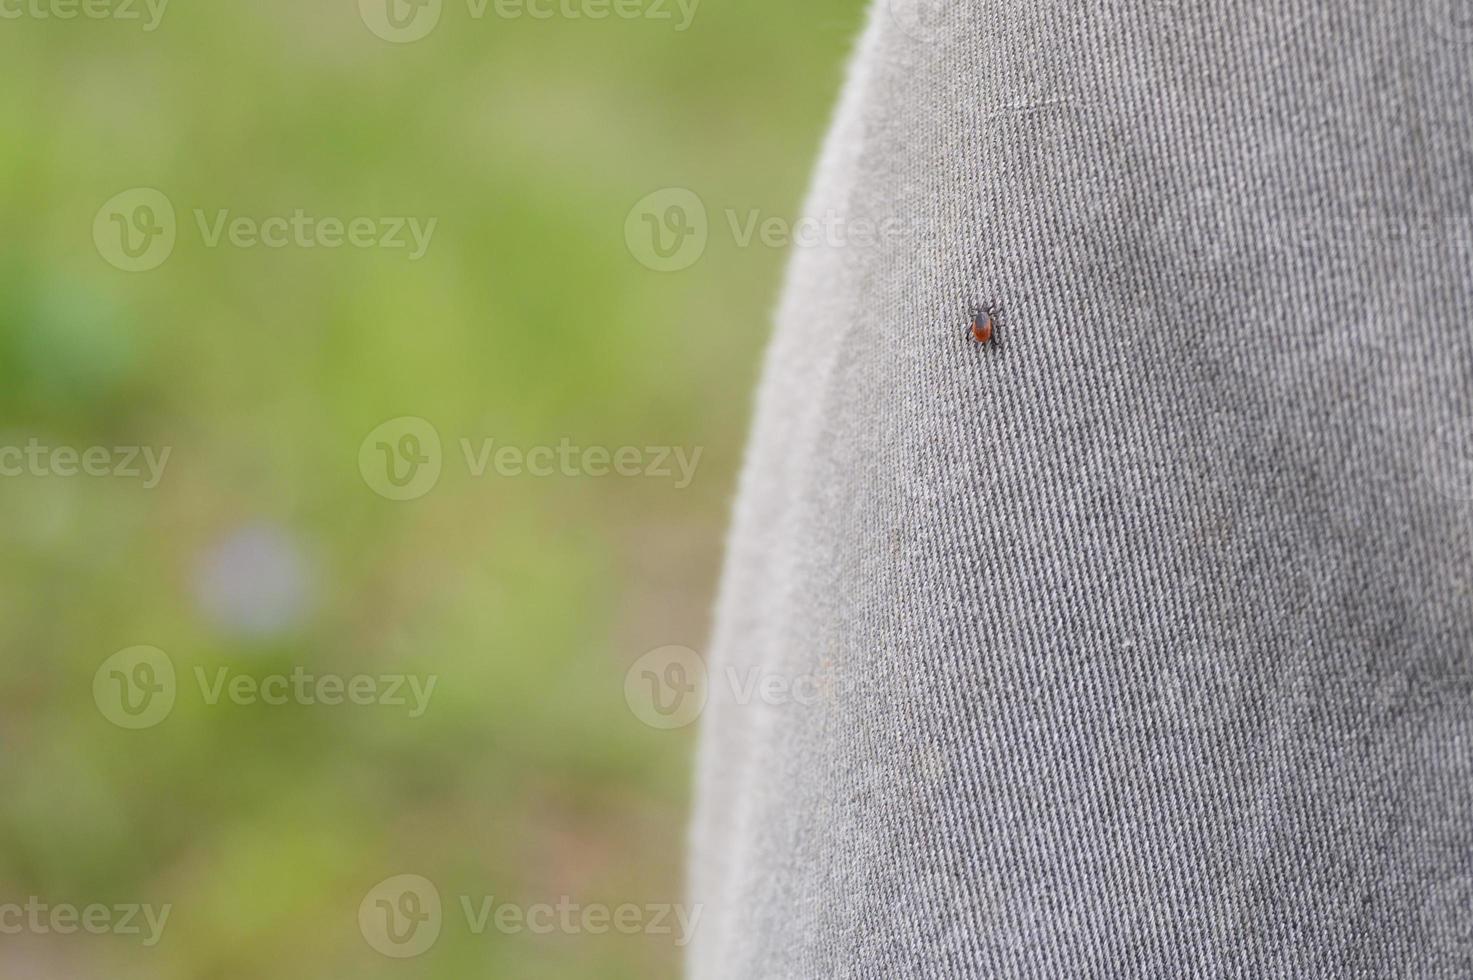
[968,305,1000,347]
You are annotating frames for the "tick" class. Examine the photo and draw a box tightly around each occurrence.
[969,305,1000,347]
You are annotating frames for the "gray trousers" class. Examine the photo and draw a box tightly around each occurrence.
[687,1,1473,976]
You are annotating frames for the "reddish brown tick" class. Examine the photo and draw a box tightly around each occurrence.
[969,306,999,347]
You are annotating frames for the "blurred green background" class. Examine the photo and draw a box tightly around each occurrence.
[0,0,866,975]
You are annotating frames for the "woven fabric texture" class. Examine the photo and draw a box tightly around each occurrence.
[688,1,1473,977]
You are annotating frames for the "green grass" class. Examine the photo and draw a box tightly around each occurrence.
[0,0,868,975]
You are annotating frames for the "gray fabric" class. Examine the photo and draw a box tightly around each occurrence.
[687,1,1473,976]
